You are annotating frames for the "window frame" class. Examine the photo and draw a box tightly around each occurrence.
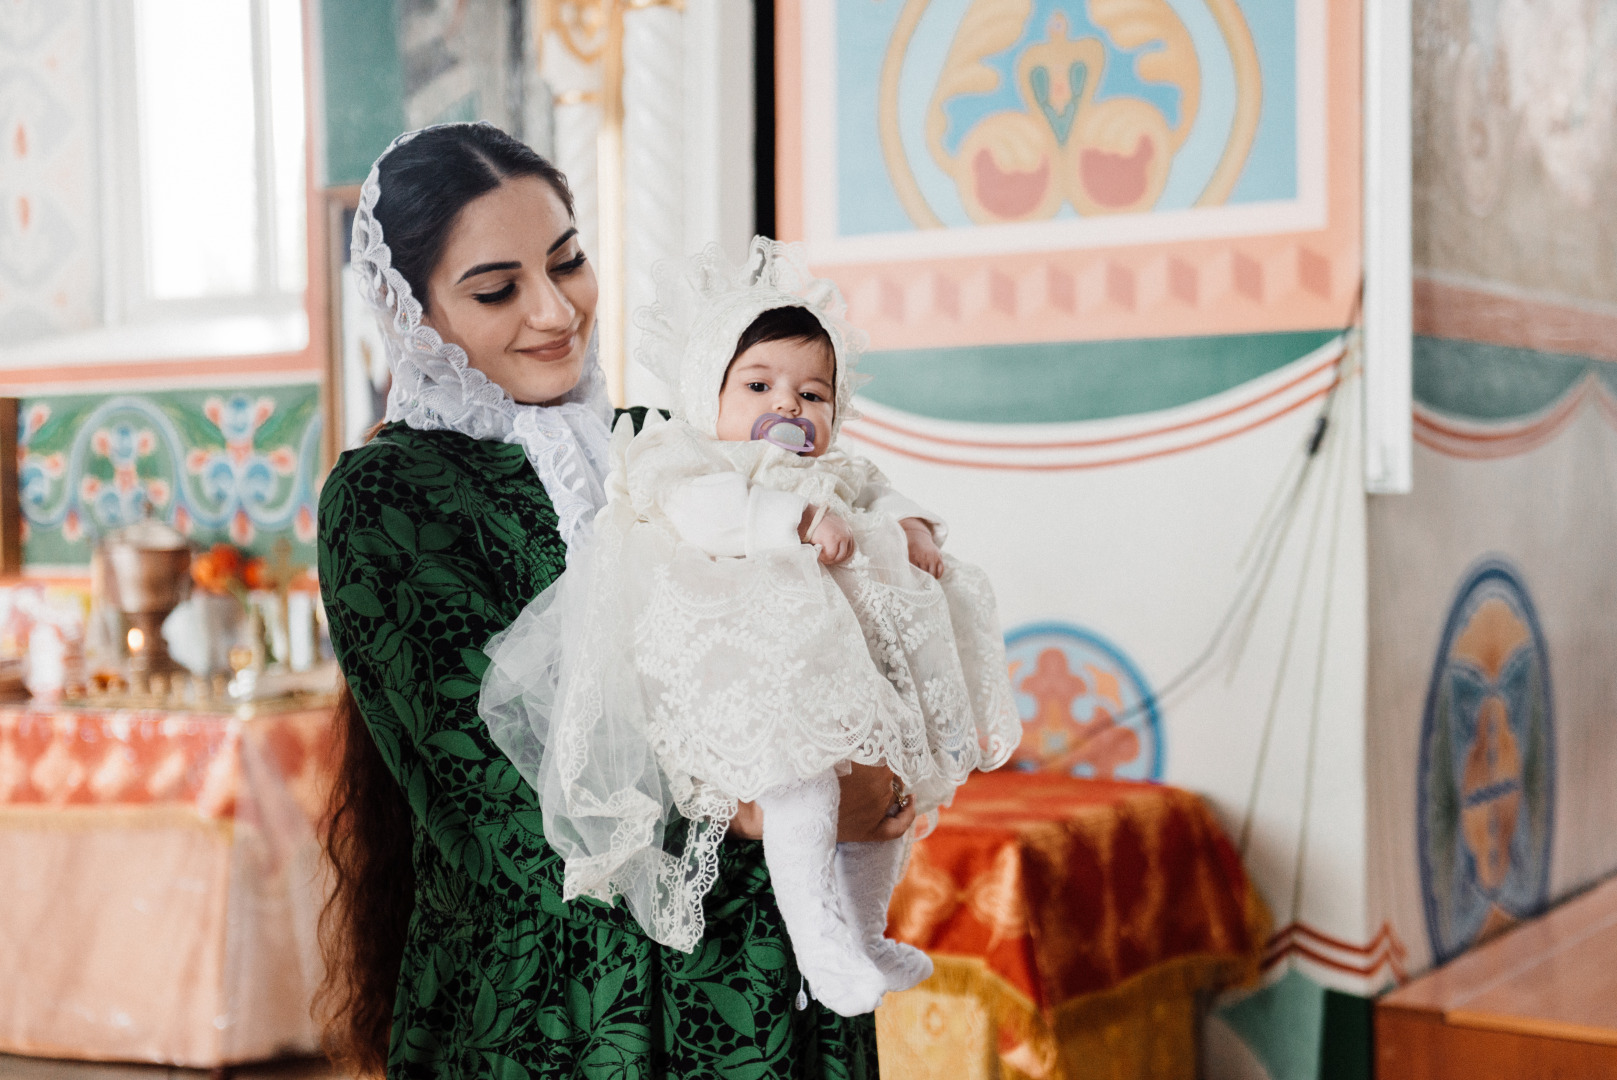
[95,0,307,328]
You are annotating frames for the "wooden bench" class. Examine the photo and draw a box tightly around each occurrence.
[1377,875,1617,1079]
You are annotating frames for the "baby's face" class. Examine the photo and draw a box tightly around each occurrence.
[714,337,836,456]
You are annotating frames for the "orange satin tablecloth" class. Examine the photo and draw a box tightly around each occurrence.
[0,703,335,1066]
[877,771,1268,1080]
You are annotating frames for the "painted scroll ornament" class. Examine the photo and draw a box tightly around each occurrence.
[880,0,1262,227]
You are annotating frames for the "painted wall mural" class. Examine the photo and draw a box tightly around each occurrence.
[399,0,547,141]
[779,0,1359,348]
[0,0,100,341]
[845,331,1342,466]
[18,385,322,568]
[1367,337,1617,993]
[1391,0,1617,1014]
[1413,0,1617,304]
[323,0,551,187]
[781,3,1373,1076]
[1005,622,1163,780]
[1392,0,1617,1004]
[838,0,1290,238]
[1411,338,1617,460]
[1417,558,1554,965]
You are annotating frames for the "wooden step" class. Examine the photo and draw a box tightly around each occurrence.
[1377,875,1617,1079]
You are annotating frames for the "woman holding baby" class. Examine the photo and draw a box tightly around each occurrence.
[317,123,1014,1079]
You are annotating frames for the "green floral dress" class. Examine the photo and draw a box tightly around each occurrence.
[318,418,878,1080]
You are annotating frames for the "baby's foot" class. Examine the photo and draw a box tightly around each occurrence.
[801,949,888,1016]
[867,937,933,992]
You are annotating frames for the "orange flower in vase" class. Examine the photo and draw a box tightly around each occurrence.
[191,543,251,605]
[242,557,270,592]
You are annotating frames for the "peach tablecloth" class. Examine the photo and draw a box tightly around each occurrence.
[0,704,335,1066]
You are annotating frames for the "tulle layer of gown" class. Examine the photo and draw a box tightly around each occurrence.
[481,419,1019,951]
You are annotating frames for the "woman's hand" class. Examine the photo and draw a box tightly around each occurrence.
[729,799,764,840]
[730,765,914,841]
[837,762,915,842]
[800,507,856,565]
[900,517,943,579]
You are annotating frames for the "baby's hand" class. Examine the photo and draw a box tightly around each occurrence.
[901,517,943,579]
[801,507,855,565]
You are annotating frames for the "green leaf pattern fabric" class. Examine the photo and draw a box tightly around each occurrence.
[319,419,876,1079]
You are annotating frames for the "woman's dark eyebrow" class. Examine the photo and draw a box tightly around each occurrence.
[548,227,579,254]
[457,260,520,284]
[454,230,577,284]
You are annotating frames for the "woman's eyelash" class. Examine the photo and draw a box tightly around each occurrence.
[471,254,584,302]
[473,283,516,304]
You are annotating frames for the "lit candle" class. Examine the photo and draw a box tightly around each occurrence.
[127,627,145,654]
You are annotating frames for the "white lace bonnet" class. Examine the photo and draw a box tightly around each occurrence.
[634,237,870,440]
[349,123,614,548]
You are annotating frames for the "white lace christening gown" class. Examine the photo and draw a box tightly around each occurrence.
[482,412,1020,1015]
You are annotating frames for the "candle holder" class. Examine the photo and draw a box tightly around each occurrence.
[103,522,192,682]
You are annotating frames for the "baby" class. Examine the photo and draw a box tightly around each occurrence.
[482,239,1019,1016]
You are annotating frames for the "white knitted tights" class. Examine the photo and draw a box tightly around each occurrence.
[836,835,934,992]
[756,771,888,1016]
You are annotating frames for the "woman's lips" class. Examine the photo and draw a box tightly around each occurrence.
[519,333,575,361]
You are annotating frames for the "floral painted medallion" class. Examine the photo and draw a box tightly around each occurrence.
[1004,622,1162,781]
[1419,557,1555,964]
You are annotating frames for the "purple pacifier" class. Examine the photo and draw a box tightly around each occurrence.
[750,413,817,455]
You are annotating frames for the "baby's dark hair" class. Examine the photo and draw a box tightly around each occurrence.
[726,305,835,378]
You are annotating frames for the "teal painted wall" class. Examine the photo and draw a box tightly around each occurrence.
[1413,336,1617,420]
[858,330,1340,424]
[1217,971,1373,1080]
[321,0,405,187]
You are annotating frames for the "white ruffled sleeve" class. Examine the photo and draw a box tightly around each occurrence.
[853,465,948,546]
[746,485,808,554]
[662,472,807,557]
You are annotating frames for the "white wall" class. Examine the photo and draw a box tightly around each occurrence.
[0,0,102,341]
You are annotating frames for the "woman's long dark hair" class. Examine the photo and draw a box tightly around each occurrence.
[316,681,413,1077]
[316,124,574,1078]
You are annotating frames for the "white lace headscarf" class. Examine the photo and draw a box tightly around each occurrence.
[634,238,869,441]
[350,123,614,548]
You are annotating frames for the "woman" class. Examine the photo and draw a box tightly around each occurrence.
[317,123,914,1079]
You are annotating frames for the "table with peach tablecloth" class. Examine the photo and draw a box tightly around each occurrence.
[876,771,1269,1080]
[0,703,336,1067]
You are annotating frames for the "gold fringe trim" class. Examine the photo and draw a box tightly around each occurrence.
[880,858,1273,1079]
[886,945,1266,1080]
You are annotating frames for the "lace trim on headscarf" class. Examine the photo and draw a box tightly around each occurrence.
[349,123,614,547]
